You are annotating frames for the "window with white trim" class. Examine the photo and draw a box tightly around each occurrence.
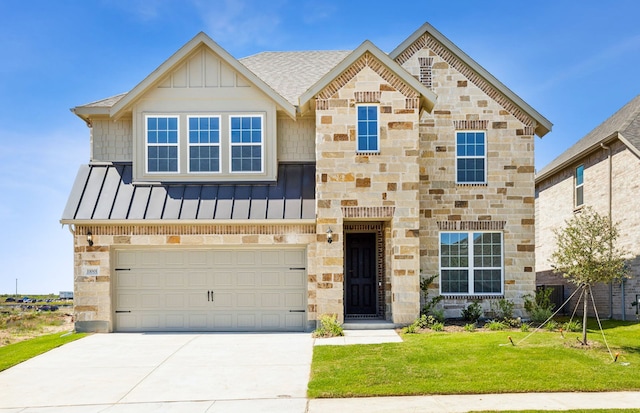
[230,115,263,172]
[456,131,486,183]
[357,105,379,153]
[188,116,220,173]
[575,164,584,208]
[440,232,503,295]
[146,116,179,173]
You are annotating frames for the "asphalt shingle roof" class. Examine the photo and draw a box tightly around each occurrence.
[239,50,351,105]
[537,94,640,180]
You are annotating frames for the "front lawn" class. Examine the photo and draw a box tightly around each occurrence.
[0,332,87,371]
[308,320,640,398]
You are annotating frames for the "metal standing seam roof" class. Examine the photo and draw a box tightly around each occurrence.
[61,163,316,222]
[536,94,640,181]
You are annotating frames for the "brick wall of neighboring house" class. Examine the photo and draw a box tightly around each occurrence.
[72,225,316,332]
[90,118,133,162]
[397,35,537,318]
[314,55,422,324]
[536,140,640,320]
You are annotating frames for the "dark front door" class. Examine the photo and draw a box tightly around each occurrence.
[345,233,377,315]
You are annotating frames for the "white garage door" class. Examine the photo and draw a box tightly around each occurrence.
[113,248,307,332]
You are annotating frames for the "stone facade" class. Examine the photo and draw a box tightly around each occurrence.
[398,34,537,317]
[67,26,547,332]
[536,140,640,320]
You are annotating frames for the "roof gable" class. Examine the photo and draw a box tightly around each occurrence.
[536,94,640,181]
[299,40,437,113]
[109,32,296,119]
[390,23,552,137]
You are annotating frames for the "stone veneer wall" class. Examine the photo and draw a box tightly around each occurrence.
[398,35,537,318]
[72,224,316,332]
[91,118,133,162]
[313,53,421,325]
[536,140,640,319]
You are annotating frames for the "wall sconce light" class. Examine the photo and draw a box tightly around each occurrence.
[87,231,94,247]
[326,228,333,244]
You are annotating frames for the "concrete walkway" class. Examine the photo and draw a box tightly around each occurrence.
[0,330,639,412]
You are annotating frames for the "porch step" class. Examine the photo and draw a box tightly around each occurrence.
[342,320,398,330]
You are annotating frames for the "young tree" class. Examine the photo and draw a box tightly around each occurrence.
[550,207,629,345]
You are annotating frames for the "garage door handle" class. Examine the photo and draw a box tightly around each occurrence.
[115,310,131,313]
[207,290,214,302]
[289,267,306,271]
[289,310,305,313]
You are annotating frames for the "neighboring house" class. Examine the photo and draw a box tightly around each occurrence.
[61,22,551,333]
[536,94,640,320]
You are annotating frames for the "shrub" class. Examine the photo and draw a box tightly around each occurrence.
[403,314,443,334]
[312,314,344,338]
[520,322,530,332]
[461,301,483,323]
[431,309,445,323]
[485,320,507,331]
[463,323,476,332]
[524,288,555,323]
[431,322,444,332]
[503,317,522,328]
[490,298,515,321]
[563,320,582,332]
[420,274,443,317]
[545,320,558,331]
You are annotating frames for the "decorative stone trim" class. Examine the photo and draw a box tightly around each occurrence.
[442,295,504,300]
[395,34,536,128]
[341,206,395,219]
[354,91,381,103]
[418,57,433,88]
[316,99,329,110]
[453,120,489,130]
[405,98,419,110]
[437,221,505,231]
[76,224,316,236]
[318,52,418,100]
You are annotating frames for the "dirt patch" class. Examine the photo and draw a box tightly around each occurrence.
[0,310,74,347]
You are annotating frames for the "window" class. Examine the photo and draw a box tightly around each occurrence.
[456,131,486,183]
[575,164,584,207]
[230,115,263,172]
[440,232,503,295]
[146,116,178,173]
[188,116,220,172]
[357,105,379,153]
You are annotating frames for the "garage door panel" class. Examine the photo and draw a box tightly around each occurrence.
[284,271,305,287]
[114,248,307,332]
[212,272,233,287]
[284,292,304,308]
[236,292,257,307]
[261,292,281,307]
[237,272,256,286]
[212,292,233,307]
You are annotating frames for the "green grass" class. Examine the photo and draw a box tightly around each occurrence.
[308,320,640,398]
[474,411,640,413]
[0,332,87,371]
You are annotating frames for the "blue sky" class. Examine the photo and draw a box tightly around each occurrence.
[1,0,639,294]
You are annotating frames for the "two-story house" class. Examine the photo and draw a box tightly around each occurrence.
[62,23,551,333]
[536,94,640,320]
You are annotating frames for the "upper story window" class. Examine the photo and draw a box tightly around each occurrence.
[230,115,263,172]
[188,116,220,173]
[440,232,503,296]
[575,164,584,208]
[146,116,179,173]
[357,105,379,153]
[456,131,486,184]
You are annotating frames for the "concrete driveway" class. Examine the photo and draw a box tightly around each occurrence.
[0,333,314,412]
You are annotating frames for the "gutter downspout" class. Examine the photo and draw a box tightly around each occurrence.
[601,142,615,319]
